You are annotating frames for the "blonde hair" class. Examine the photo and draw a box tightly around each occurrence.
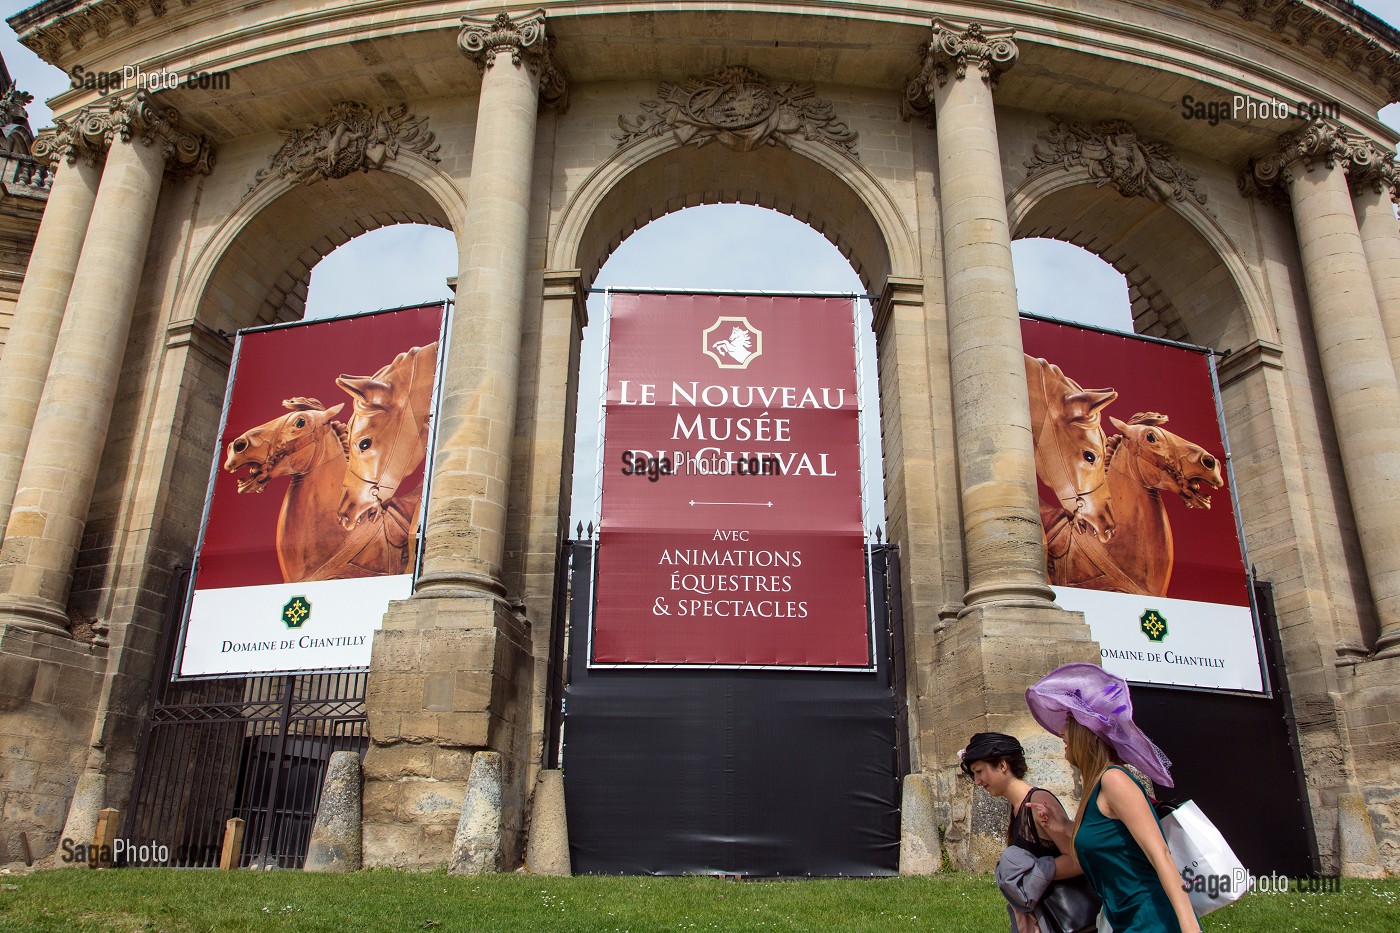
[1065,718,1121,838]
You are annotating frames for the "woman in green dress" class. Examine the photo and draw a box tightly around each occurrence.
[1025,664,1202,933]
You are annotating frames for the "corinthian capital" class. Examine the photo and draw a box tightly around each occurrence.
[459,9,569,109]
[130,93,216,176]
[1346,139,1400,203]
[904,19,1018,117]
[32,92,213,176]
[1238,118,1378,200]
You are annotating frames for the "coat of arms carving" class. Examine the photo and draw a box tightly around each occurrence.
[615,66,858,157]
[255,101,441,188]
[1026,115,1207,208]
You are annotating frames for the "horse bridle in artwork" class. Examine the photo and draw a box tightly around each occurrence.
[1034,364,1109,531]
[344,358,427,515]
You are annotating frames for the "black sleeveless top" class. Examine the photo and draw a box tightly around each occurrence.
[1010,787,1063,859]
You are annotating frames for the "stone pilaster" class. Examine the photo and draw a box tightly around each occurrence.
[1243,121,1400,657]
[0,148,101,541]
[0,94,211,635]
[907,20,1052,609]
[361,10,564,871]
[1347,144,1400,407]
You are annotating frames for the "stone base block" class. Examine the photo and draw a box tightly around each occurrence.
[1338,791,1385,878]
[53,771,105,869]
[304,751,362,873]
[524,768,570,876]
[926,603,1099,870]
[898,773,942,875]
[0,624,106,865]
[361,594,532,871]
[450,751,503,875]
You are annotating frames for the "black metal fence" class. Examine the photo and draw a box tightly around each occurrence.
[123,570,368,868]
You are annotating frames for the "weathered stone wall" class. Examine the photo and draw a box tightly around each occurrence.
[0,627,103,863]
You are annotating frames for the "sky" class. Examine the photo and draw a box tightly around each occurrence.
[3,0,1400,530]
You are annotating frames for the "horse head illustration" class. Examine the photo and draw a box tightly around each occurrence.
[224,398,345,494]
[1025,354,1118,542]
[1107,413,1223,510]
[1045,412,1225,596]
[223,398,349,582]
[335,342,437,530]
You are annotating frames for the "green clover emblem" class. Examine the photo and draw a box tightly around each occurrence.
[282,596,311,629]
[1139,608,1167,643]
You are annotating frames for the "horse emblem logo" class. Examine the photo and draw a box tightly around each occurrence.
[702,317,763,369]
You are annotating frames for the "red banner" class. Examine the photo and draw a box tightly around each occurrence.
[178,304,445,677]
[1023,317,1262,691]
[592,294,869,667]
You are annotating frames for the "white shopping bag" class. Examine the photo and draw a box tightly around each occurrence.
[1159,800,1252,915]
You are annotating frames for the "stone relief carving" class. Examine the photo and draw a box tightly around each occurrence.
[615,65,858,156]
[1238,117,1398,203]
[458,10,569,111]
[32,91,212,175]
[0,84,34,131]
[253,102,440,189]
[904,19,1019,118]
[1026,115,1209,207]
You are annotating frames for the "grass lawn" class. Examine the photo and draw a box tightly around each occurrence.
[0,869,1394,932]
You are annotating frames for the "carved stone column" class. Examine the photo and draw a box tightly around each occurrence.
[0,95,211,634]
[361,10,565,872]
[0,128,103,541]
[1244,122,1400,657]
[907,20,1054,610]
[1347,145,1400,394]
[415,9,566,600]
[904,21,1097,872]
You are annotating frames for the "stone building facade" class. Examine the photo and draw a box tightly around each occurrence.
[0,0,1397,874]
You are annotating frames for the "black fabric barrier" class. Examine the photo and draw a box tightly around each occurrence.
[561,543,901,876]
[1131,583,1319,878]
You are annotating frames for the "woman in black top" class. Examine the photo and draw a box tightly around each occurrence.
[962,732,1084,932]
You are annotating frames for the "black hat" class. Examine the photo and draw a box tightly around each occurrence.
[959,732,1024,776]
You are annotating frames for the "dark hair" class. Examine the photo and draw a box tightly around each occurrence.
[961,750,1029,780]
[959,732,1029,779]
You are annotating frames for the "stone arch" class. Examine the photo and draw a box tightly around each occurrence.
[550,134,919,293]
[1007,167,1274,352]
[173,154,466,333]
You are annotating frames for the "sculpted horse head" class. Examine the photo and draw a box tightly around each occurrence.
[1107,413,1224,508]
[1025,355,1119,541]
[224,398,350,582]
[224,398,346,493]
[335,342,438,529]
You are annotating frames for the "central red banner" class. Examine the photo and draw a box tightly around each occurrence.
[592,293,869,668]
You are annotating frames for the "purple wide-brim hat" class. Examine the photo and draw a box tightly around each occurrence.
[1026,663,1174,788]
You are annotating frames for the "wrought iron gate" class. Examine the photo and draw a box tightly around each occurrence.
[123,569,368,868]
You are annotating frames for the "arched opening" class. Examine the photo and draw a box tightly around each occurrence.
[192,163,459,333]
[1010,179,1264,350]
[556,177,905,875]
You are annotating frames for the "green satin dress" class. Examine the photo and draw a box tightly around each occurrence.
[1073,766,1185,933]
